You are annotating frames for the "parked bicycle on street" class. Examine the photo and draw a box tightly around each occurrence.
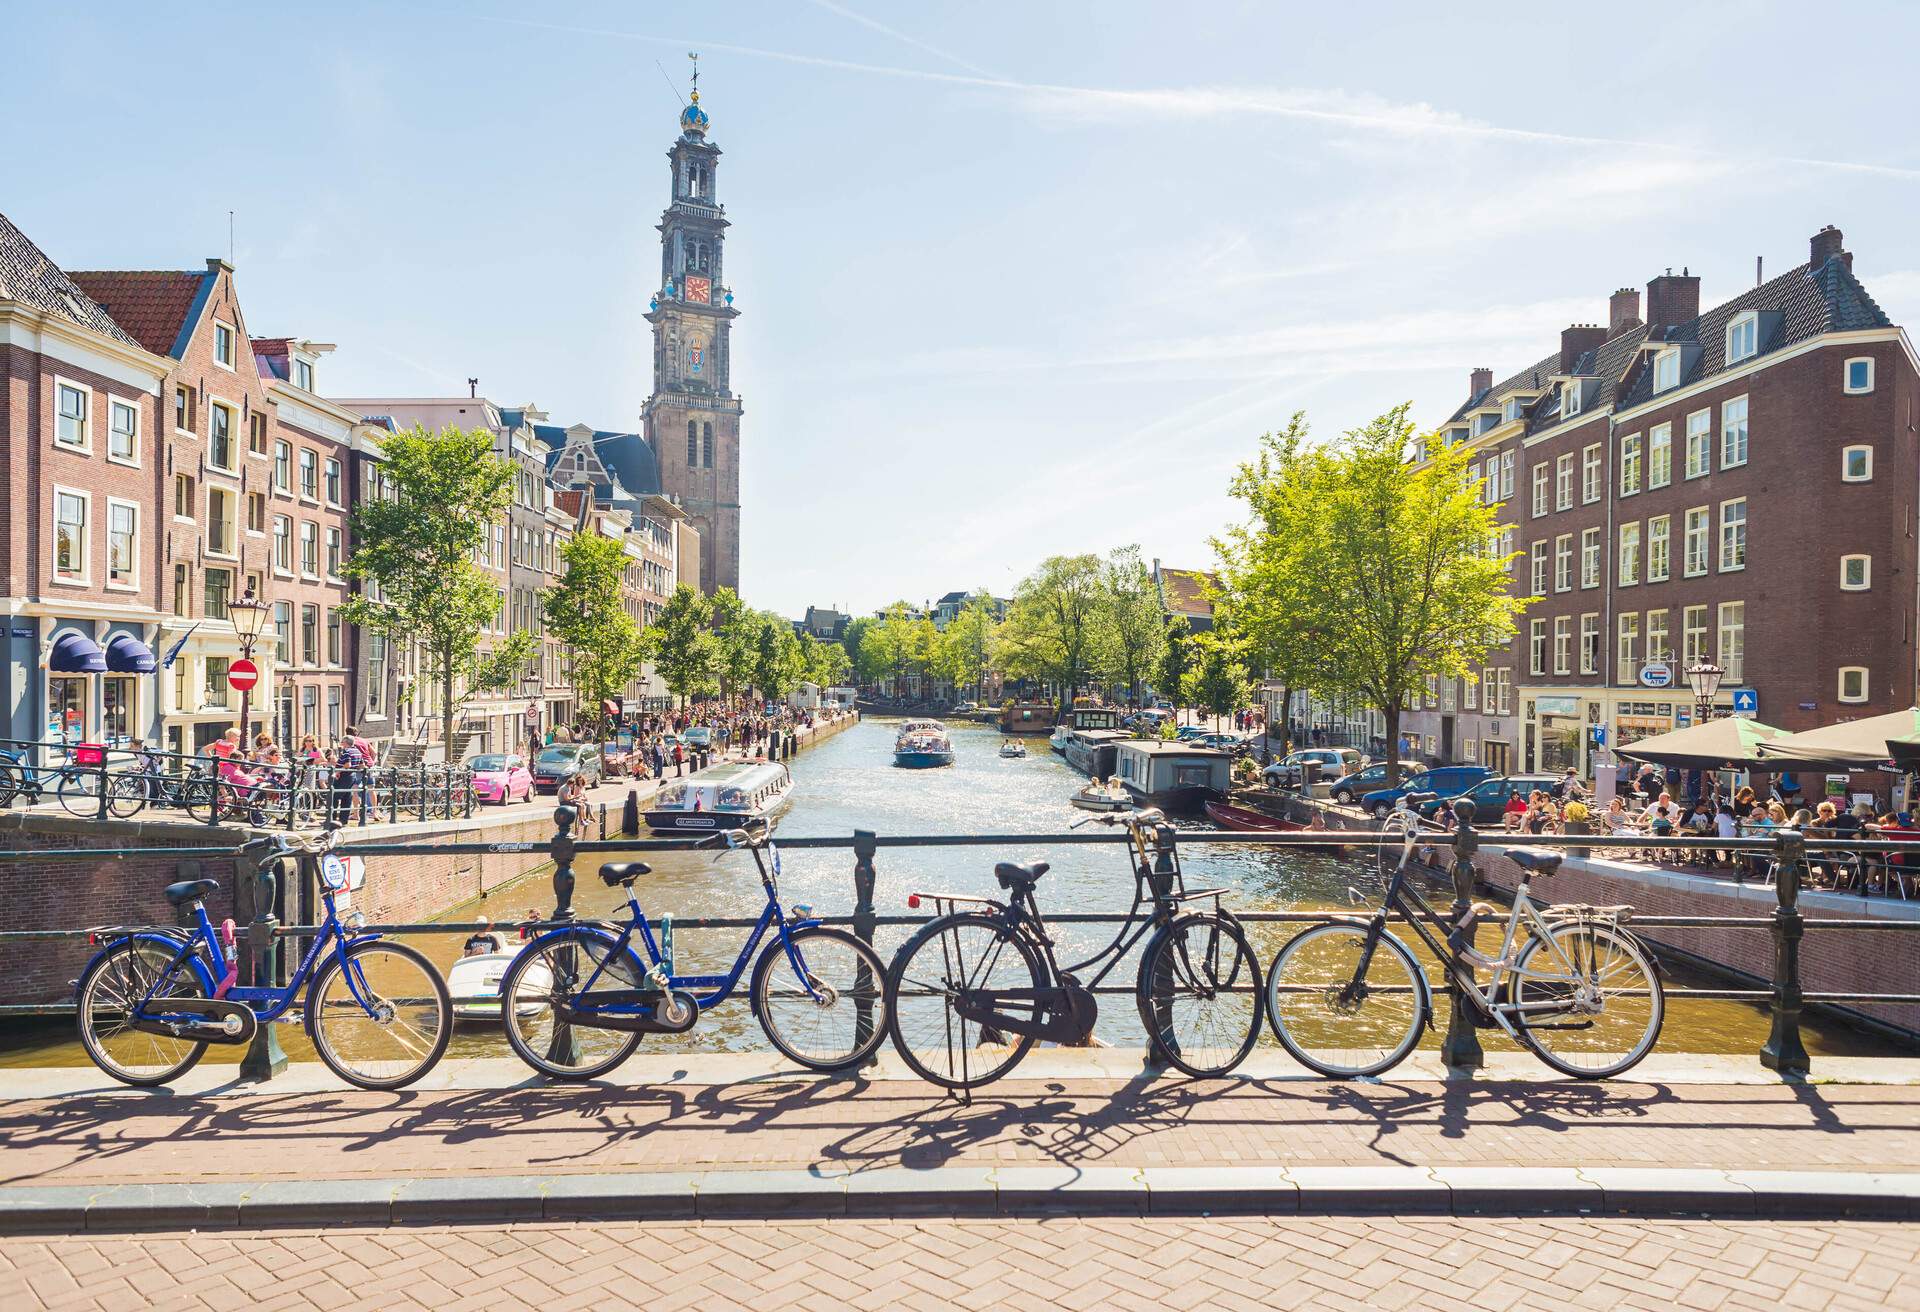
[886,807,1262,1092]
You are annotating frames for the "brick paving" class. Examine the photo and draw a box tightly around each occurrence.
[4,1214,1917,1311]
[2,1076,1917,1189]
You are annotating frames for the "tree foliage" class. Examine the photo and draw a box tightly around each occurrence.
[997,554,1107,715]
[859,602,936,694]
[932,592,999,702]
[1100,545,1165,704]
[543,530,644,746]
[339,423,519,756]
[645,584,719,706]
[1157,616,1192,723]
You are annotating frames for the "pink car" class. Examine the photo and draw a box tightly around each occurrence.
[467,753,533,805]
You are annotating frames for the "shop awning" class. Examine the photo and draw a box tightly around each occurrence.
[103,633,156,673]
[1615,716,1787,770]
[602,699,620,716]
[1758,707,1920,770]
[47,631,107,674]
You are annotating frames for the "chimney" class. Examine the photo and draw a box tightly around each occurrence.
[1645,267,1701,329]
[1560,324,1607,372]
[1608,287,1641,333]
[1469,367,1493,397]
[1809,224,1846,271]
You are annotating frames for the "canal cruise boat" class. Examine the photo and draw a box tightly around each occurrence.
[1111,741,1232,812]
[646,760,794,833]
[893,720,955,768]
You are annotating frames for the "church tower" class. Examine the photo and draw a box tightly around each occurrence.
[643,55,743,594]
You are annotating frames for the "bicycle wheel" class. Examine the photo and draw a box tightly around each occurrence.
[57,767,105,817]
[183,777,217,823]
[105,772,150,820]
[887,913,1044,1090]
[308,940,452,1090]
[500,929,645,1082]
[1511,924,1665,1079]
[0,758,23,807]
[1136,913,1262,1078]
[75,939,210,1087]
[752,925,889,1071]
[1265,922,1427,1078]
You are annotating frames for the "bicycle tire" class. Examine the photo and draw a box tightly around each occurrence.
[308,940,452,1090]
[751,925,889,1071]
[0,758,23,807]
[1511,924,1665,1080]
[105,772,149,820]
[499,928,645,1082]
[1265,921,1428,1079]
[56,767,105,818]
[183,777,217,824]
[1135,912,1262,1078]
[75,938,210,1087]
[886,912,1044,1090]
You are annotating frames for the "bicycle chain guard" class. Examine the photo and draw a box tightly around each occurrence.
[130,996,259,1046]
[955,978,1098,1045]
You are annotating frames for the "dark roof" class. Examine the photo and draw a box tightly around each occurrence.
[251,336,292,381]
[1444,350,1561,425]
[532,424,662,502]
[1523,324,1651,433]
[0,213,140,348]
[66,269,208,356]
[1614,256,1893,410]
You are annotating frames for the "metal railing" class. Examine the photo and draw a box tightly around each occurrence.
[2,798,1917,1082]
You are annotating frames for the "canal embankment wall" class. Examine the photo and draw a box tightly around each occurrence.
[1274,793,1920,1042]
[0,712,858,1010]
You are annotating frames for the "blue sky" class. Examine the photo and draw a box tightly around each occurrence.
[9,1,1920,617]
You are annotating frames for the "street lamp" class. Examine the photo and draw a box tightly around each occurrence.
[1686,660,1724,725]
[228,587,272,748]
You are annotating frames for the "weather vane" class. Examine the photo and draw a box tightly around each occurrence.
[688,50,699,103]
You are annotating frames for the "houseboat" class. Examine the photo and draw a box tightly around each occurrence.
[1000,702,1058,735]
[1111,741,1232,812]
[1049,705,1126,754]
[894,723,955,768]
[1062,728,1130,778]
[646,760,794,833]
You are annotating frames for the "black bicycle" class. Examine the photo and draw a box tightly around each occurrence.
[886,808,1262,1089]
[104,759,218,820]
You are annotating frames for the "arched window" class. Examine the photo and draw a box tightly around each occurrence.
[686,421,698,466]
[702,423,714,468]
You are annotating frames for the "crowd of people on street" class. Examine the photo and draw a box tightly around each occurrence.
[538,698,851,786]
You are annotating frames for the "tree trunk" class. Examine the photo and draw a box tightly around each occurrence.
[441,662,456,768]
[1383,701,1402,787]
[1278,683,1294,757]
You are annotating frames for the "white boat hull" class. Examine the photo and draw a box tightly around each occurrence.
[447,951,551,1022]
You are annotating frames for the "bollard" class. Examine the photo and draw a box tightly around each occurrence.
[1760,827,1812,1075]
[1440,797,1485,1070]
[545,804,582,1068]
[851,829,879,1054]
[237,836,287,1081]
[622,788,640,835]
[386,768,398,825]
[599,801,608,841]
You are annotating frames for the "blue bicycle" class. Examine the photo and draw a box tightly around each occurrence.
[498,818,889,1080]
[74,828,453,1089]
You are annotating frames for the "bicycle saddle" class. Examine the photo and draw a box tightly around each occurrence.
[598,861,652,888]
[164,878,219,905]
[993,860,1049,889]
[1505,849,1563,877]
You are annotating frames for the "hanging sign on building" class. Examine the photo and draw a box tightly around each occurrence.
[1639,661,1672,688]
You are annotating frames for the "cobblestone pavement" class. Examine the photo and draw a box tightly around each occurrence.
[5,1215,1917,1311]
[3,1077,1917,1188]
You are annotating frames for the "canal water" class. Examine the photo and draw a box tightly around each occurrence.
[4,716,1906,1068]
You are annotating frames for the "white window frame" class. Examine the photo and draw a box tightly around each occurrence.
[1648,422,1671,489]
[1838,666,1869,704]
[1684,409,1711,479]
[1842,445,1873,482]
[1499,451,1515,501]
[1617,612,1639,685]
[1580,613,1600,675]
[1530,619,1546,676]
[326,527,344,580]
[1652,348,1680,393]
[1718,601,1745,683]
[1553,616,1571,675]
[1721,395,1749,469]
[1581,444,1602,504]
[1683,606,1708,666]
[1718,498,1747,572]
[1563,379,1582,417]
[1531,463,1549,517]
[53,377,92,452]
[52,484,90,585]
[1555,453,1574,511]
[212,319,237,370]
[1646,609,1671,663]
[1619,432,1642,496]
[105,497,140,591]
[245,491,266,538]
[273,440,291,494]
[1843,356,1874,395]
[1840,554,1871,591]
[1530,541,1548,596]
[1618,521,1641,587]
[1580,527,1601,589]
[1725,312,1758,366]
[273,514,293,576]
[293,357,314,392]
[173,472,196,525]
[300,520,320,580]
[1554,534,1572,592]
[107,396,140,467]
[205,486,238,560]
[207,400,238,474]
[299,448,320,504]
[325,457,344,507]
[1648,515,1670,583]
[1683,506,1710,577]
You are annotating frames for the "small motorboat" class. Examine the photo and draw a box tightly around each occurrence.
[446,923,550,1023]
[999,739,1028,759]
[1203,800,1344,854]
[1070,778,1133,812]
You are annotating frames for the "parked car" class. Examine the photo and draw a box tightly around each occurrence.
[1358,765,1495,819]
[1263,748,1365,790]
[1125,709,1172,734]
[1324,759,1423,806]
[1174,725,1211,741]
[1416,774,1563,825]
[951,701,977,715]
[531,744,603,793]
[681,725,713,749]
[467,753,533,805]
[1191,731,1253,755]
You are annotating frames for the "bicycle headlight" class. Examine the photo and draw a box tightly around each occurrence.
[343,909,367,931]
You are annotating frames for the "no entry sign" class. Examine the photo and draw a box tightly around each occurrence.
[228,658,259,692]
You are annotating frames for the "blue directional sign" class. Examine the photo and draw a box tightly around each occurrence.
[1730,688,1759,718]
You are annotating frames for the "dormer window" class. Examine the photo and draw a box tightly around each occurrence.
[293,358,313,391]
[1503,398,1523,422]
[1563,380,1582,417]
[1726,313,1758,365]
[1474,413,1498,436]
[1652,349,1680,393]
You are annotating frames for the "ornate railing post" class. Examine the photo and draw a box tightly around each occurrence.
[1760,826,1812,1075]
[545,804,581,1068]
[852,829,879,1054]
[237,835,287,1081]
[1441,797,1485,1070]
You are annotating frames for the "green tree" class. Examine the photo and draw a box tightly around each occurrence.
[339,424,520,758]
[1156,616,1192,724]
[932,593,999,703]
[810,634,853,688]
[708,587,758,700]
[1100,545,1165,706]
[842,616,882,684]
[863,602,934,696]
[1188,624,1252,722]
[997,554,1108,717]
[645,584,719,706]
[1218,404,1526,785]
[753,613,805,700]
[543,530,644,752]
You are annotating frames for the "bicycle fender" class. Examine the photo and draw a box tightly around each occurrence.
[294,933,396,1037]
[75,931,217,1000]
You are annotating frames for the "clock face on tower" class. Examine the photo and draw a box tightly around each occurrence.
[684,274,711,304]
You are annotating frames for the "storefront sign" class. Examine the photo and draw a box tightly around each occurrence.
[1825,774,1849,797]
[1638,661,1673,688]
[1536,696,1580,717]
